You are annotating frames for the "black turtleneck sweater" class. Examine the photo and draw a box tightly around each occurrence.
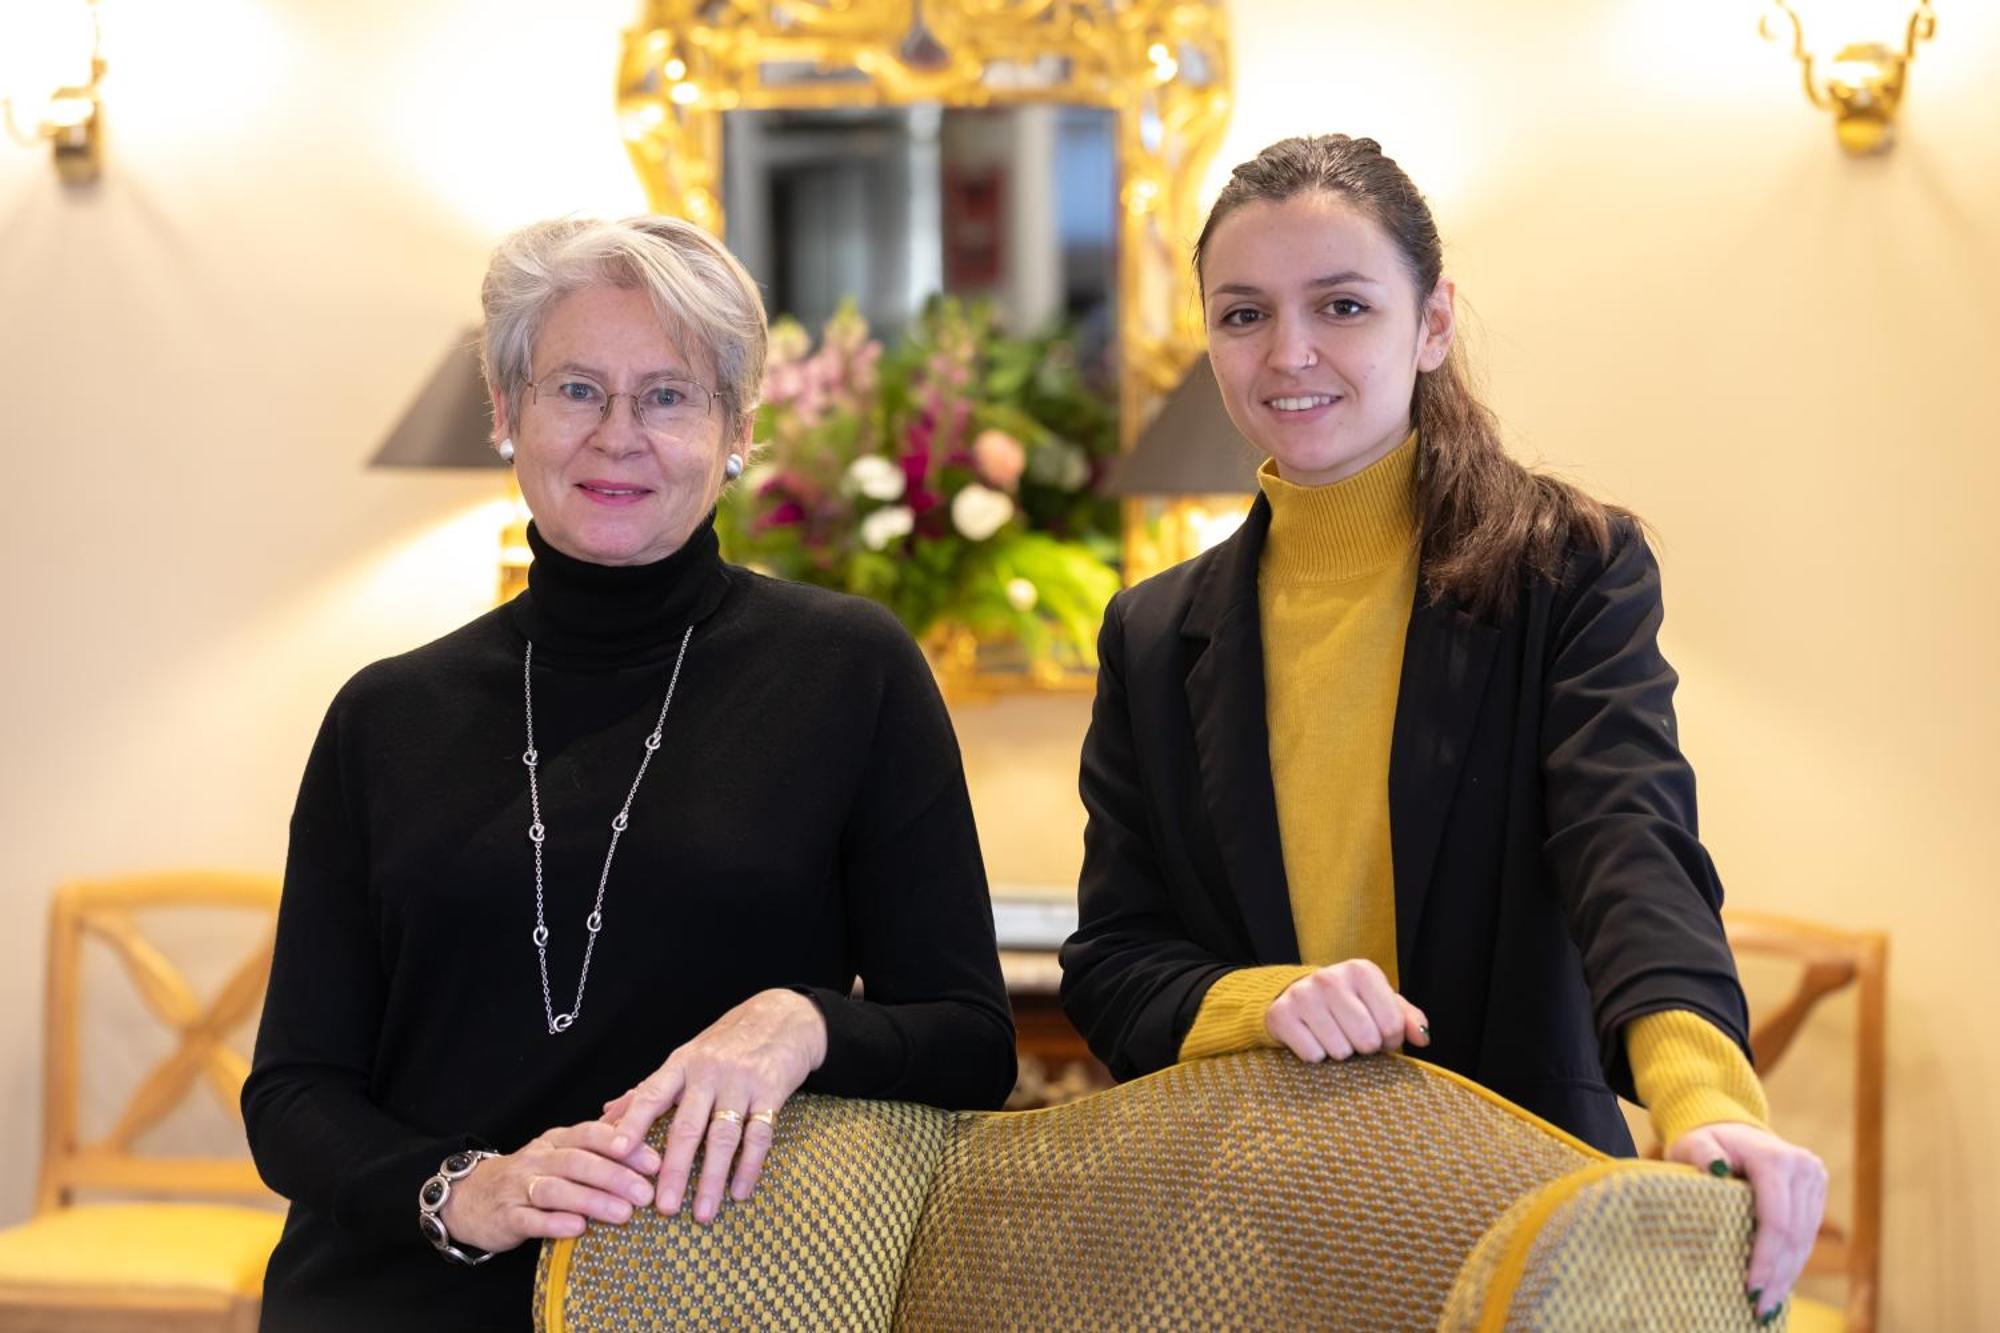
[243,520,1016,1330]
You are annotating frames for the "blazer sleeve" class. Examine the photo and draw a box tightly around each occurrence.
[795,613,1017,1110]
[1060,591,1237,1080]
[1538,521,1753,1099]
[242,692,485,1247]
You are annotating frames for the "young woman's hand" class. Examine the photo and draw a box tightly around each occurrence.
[1666,1121,1828,1325]
[1264,959,1430,1061]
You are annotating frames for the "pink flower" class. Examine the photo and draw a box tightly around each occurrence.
[972,429,1027,491]
[762,361,804,407]
[850,341,882,394]
[768,319,811,366]
[901,415,935,496]
[755,500,806,532]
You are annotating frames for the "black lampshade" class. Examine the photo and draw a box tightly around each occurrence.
[1102,357,1258,497]
[368,330,505,468]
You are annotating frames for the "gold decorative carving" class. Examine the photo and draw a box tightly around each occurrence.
[616,0,1233,443]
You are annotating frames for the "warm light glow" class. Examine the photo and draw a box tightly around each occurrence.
[42,92,94,129]
[0,0,95,106]
[1204,24,1485,225]
[352,4,650,234]
[111,0,292,155]
[354,497,521,612]
[1758,0,1935,152]
[668,81,701,107]
[1122,495,1255,584]
[1188,502,1248,554]
[622,102,667,138]
[1776,0,1916,62]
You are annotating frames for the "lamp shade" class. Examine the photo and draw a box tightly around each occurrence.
[1102,357,1258,496]
[368,330,504,468]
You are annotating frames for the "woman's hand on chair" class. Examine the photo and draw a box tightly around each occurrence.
[440,1119,663,1254]
[1265,959,1430,1062]
[1666,1122,1827,1325]
[602,988,828,1225]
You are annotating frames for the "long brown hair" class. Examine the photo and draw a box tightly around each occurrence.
[1194,134,1628,619]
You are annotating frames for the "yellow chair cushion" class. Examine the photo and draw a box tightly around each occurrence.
[1786,1294,1845,1332]
[0,1203,283,1296]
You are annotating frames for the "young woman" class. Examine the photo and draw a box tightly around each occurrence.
[1060,135,1823,1325]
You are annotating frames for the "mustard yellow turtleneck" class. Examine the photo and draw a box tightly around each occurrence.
[1175,433,1767,1145]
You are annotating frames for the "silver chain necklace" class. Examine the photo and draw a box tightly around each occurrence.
[521,625,693,1035]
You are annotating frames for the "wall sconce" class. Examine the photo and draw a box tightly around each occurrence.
[1104,358,1257,585]
[1760,0,1936,155]
[0,0,105,184]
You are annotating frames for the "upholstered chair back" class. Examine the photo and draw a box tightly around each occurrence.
[536,1050,1768,1330]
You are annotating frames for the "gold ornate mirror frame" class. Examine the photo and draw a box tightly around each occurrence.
[614,1,1231,699]
[616,0,1231,458]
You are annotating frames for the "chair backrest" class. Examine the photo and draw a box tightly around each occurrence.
[538,1052,1636,1330]
[1439,1159,1756,1330]
[1724,910,1888,1333]
[35,872,283,1214]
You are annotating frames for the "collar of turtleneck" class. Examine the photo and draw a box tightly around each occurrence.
[1257,430,1420,585]
[507,516,732,668]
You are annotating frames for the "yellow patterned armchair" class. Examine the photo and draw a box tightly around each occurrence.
[535,1049,1773,1330]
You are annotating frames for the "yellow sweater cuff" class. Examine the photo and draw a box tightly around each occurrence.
[1627,1010,1770,1146]
[1178,966,1318,1062]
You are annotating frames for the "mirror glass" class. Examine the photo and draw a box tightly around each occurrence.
[723,103,1117,379]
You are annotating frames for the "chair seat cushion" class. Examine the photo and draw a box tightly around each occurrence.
[1787,1294,1846,1332]
[0,1202,283,1296]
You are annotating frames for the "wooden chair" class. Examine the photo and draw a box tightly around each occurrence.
[1725,910,1889,1333]
[0,873,287,1333]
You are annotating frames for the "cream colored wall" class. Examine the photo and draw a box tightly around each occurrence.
[0,0,1993,1325]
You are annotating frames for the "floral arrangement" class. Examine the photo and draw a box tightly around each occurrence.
[718,298,1122,668]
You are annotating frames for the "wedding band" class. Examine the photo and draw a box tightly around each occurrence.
[526,1175,543,1208]
[711,1107,745,1127]
[749,1109,777,1128]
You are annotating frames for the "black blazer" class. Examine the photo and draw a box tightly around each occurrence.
[1058,497,1752,1154]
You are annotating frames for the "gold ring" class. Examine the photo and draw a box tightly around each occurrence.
[526,1175,543,1208]
[711,1107,745,1127]
[749,1109,778,1128]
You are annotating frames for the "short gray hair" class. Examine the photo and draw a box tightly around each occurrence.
[480,215,768,442]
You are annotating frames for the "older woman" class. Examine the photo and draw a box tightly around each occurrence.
[244,216,1016,1330]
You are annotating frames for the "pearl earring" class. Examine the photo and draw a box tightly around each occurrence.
[724,453,744,480]
[495,438,515,463]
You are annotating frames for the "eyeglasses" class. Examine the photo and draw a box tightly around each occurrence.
[526,372,717,438]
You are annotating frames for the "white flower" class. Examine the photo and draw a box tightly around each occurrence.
[950,484,1015,542]
[843,454,907,502]
[1005,577,1038,612]
[860,505,914,551]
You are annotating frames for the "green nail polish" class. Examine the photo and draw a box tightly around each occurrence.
[1748,1288,1762,1307]
[1419,1024,1431,1039]
[1708,1158,1731,1178]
